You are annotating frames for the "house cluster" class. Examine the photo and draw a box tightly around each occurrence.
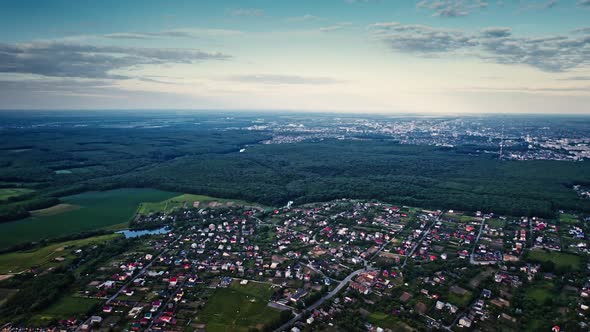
[533,218,561,251]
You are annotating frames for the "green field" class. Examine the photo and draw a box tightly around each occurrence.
[527,249,582,270]
[0,188,176,249]
[0,188,34,201]
[559,213,579,225]
[525,282,554,304]
[198,281,281,332]
[447,289,473,307]
[487,218,506,229]
[369,312,415,331]
[0,234,121,274]
[30,296,100,324]
[137,194,258,215]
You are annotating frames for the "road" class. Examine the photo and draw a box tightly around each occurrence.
[273,267,374,332]
[469,217,487,265]
[401,216,439,268]
[75,233,181,331]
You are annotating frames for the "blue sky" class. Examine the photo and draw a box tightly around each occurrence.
[1,0,589,113]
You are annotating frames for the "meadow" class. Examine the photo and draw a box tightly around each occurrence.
[0,188,176,249]
[0,188,34,201]
[29,296,100,325]
[136,194,254,215]
[527,249,583,270]
[0,233,121,274]
[198,281,281,332]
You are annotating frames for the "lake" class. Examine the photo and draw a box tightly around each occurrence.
[117,226,171,238]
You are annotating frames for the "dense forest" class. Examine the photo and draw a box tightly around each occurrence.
[0,118,589,223]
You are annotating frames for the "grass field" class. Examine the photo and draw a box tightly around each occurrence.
[30,296,100,324]
[137,194,257,215]
[369,312,415,331]
[0,188,34,201]
[527,249,582,270]
[198,281,281,332]
[525,282,554,304]
[447,288,473,307]
[30,204,80,217]
[0,188,176,249]
[559,213,579,225]
[487,218,506,229]
[0,234,121,274]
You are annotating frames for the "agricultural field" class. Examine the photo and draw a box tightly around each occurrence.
[0,233,122,274]
[197,281,281,332]
[526,249,583,270]
[0,188,176,249]
[136,193,260,215]
[0,188,34,201]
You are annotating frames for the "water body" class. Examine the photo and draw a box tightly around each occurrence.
[117,226,170,238]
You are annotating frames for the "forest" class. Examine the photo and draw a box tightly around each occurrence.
[0,115,589,225]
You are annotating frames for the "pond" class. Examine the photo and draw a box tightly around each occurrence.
[117,226,171,238]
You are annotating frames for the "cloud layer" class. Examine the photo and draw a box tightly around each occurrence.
[371,23,590,71]
[0,42,230,79]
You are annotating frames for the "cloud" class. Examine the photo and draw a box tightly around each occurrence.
[370,22,590,71]
[417,0,488,17]
[578,0,590,6]
[103,28,242,40]
[287,14,320,22]
[463,85,590,94]
[319,22,354,32]
[228,74,343,85]
[227,8,264,17]
[0,42,230,79]
[518,0,560,11]
[573,27,590,34]
[479,27,512,38]
[370,23,478,53]
[557,76,590,80]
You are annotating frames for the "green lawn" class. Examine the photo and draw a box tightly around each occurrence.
[525,282,554,304]
[369,312,414,331]
[0,234,122,274]
[559,213,579,225]
[527,249,582,270]
[487,218,506,229]
[0,188,177,249]
[29,296,100,324]
[0,188,34,201]
[137,194,257,215]
[447,289,473,307]
[198,281,281,332]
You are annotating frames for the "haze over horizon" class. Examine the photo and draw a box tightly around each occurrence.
[1,0,590,114]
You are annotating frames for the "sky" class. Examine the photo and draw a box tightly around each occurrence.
[0,0,589,114]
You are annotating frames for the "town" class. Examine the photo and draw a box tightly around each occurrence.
[2,197,589,332]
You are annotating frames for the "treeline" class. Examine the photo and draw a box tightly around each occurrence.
[0,271,74,320]
[0,196,60,222]
[122,139,589,218]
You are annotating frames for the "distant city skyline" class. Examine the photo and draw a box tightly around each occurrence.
[1,0,589,113]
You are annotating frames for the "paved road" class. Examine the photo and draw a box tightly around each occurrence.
[469,217,487,265]
[75,234,181,331]
[401,216,439,268]
[273,267,374,332]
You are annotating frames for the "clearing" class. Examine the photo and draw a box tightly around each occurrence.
[197,280,281,332]
[0,234,122,274]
